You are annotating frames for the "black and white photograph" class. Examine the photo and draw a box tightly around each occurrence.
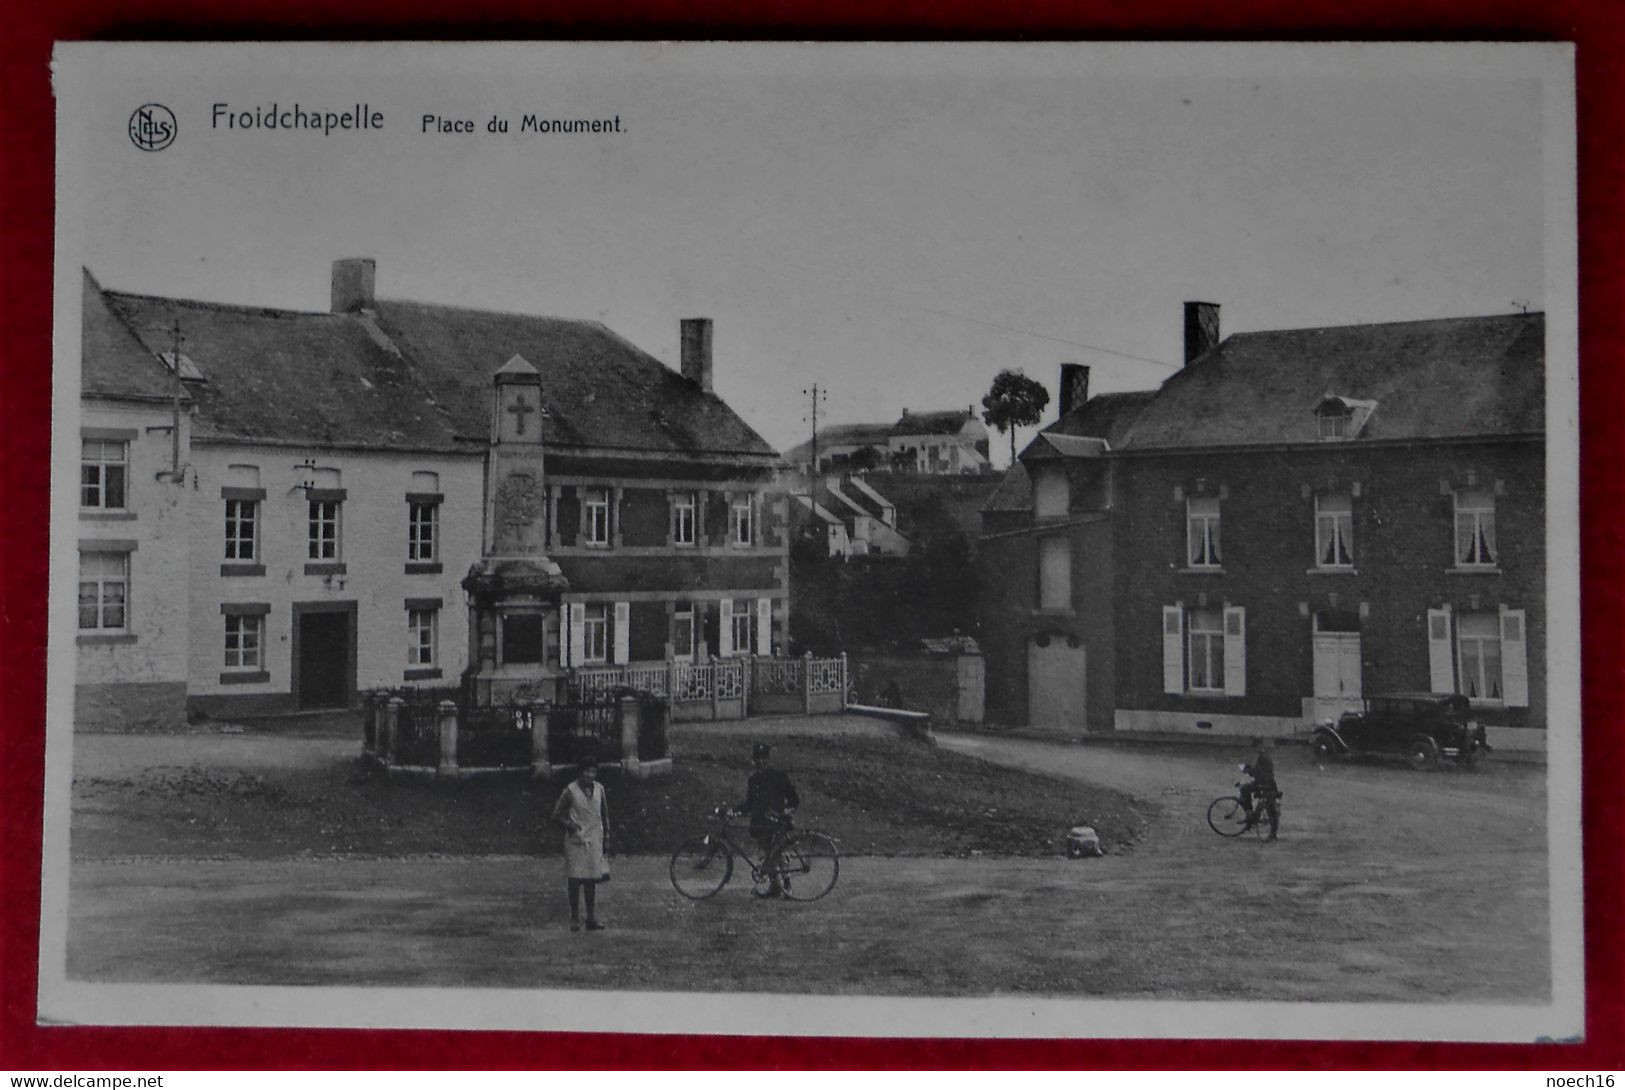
[41,41,1580,1039]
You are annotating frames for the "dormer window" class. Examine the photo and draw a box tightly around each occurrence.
[1318,406,1351,440]
[1315,394,1376,441]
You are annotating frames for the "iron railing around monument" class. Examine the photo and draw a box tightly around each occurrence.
[458,703,537,769]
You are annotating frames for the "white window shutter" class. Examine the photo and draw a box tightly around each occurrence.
[1500,606,1529,708]
[568,603,586,669]
[1427,607,1455,693]
[719,599,734,657]
[1223,606,1247,697]
[756,598,772,655]
[613,601,630,665]
[1162,606,1185,695]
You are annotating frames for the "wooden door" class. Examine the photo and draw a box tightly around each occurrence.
[1312,633,1362,724]
[1028,637,1086,730]
[298,611,351,709]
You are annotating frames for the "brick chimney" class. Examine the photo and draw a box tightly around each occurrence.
[331,258,376,313]
[1058,363,1090,418]
[1184,301,1220,366]
[680,318,714,393]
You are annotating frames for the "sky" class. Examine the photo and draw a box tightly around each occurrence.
[63,43,1552,464]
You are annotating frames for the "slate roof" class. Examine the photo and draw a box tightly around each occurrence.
[1119,313,1544,450]
[1045,390,1158,448]
[90,274,780,459]
[370,300,777,456]
[1022,433,1111,460]
[782,423,893,464]
[791,493,844,526]
[82,270,186,403]
[892,408,979,437]
[103,289,463,451]
[981,464,1033,512]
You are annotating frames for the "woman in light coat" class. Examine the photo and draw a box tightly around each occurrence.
[551,754,610,931]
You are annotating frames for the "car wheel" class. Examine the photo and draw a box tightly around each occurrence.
[1313,734,1340,763]
[1406,737,1440,771]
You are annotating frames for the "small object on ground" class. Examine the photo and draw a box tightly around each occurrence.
[1066,825,1104,858]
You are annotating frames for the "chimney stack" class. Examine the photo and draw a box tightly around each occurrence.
[1183,301,1221,366]
[331,258,376,314]
[680,318,714,393]
[1058,363,1090,418]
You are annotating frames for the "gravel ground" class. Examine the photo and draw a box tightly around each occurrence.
[63,720,1550,1001]
[70,715,1148,860]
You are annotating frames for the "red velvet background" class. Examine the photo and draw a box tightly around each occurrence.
[3,2,1621,1070]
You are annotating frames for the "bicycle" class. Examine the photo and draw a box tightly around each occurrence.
[669,805,840,902]
[1206,782,1283,839]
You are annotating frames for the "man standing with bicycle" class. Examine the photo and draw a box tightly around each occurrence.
[1240,736,1280,841]
[732,742,800,898]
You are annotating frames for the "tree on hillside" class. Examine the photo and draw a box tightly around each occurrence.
[847,445,884,472]
[981,370,1051,466]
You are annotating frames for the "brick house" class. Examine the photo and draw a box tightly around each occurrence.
[77,259,786,724]
[981,305,1547,753]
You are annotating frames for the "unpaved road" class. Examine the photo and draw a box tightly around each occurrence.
[66,730,1549,1000]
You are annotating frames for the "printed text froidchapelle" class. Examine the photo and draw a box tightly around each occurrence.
[213,103,384,136]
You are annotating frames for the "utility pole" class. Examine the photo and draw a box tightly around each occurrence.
[801,383,827,495]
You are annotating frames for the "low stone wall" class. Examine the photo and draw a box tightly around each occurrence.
[1113,708,1309,740]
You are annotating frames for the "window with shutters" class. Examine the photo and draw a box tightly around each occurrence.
[78,552,128,631]
[1454,489,1497,568]
[731,599,755,656]
[584,488,612,547]
[1187,497,1222,568]
[672,492,697,547]
[732,495,755,546]
[1456,611,1503,703]
[81,439,129,511]
[673,601,696,659]
[582,603,609,663]
[1314,492,1354,568]
[1187,608,1225,693]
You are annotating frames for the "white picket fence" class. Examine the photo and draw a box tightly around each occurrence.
[566,654,848,719]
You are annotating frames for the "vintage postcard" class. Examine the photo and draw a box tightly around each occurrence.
[40,41,1581,1039]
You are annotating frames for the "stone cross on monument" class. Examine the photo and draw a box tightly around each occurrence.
[463,354,569,707]
[507,392,536,437]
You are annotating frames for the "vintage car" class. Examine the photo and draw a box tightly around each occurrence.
[1313,692,1491,770]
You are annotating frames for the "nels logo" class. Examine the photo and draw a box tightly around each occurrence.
[128,104,177,151]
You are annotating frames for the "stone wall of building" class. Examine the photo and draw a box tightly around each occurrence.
[73,400,193,730]
[186,443,485,716]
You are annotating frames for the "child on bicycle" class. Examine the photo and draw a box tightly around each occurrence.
[1239,736,1280,841]
[731,742,801,898]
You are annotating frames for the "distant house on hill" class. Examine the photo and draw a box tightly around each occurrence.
[785,406,991,476]
[888,408,991,475]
